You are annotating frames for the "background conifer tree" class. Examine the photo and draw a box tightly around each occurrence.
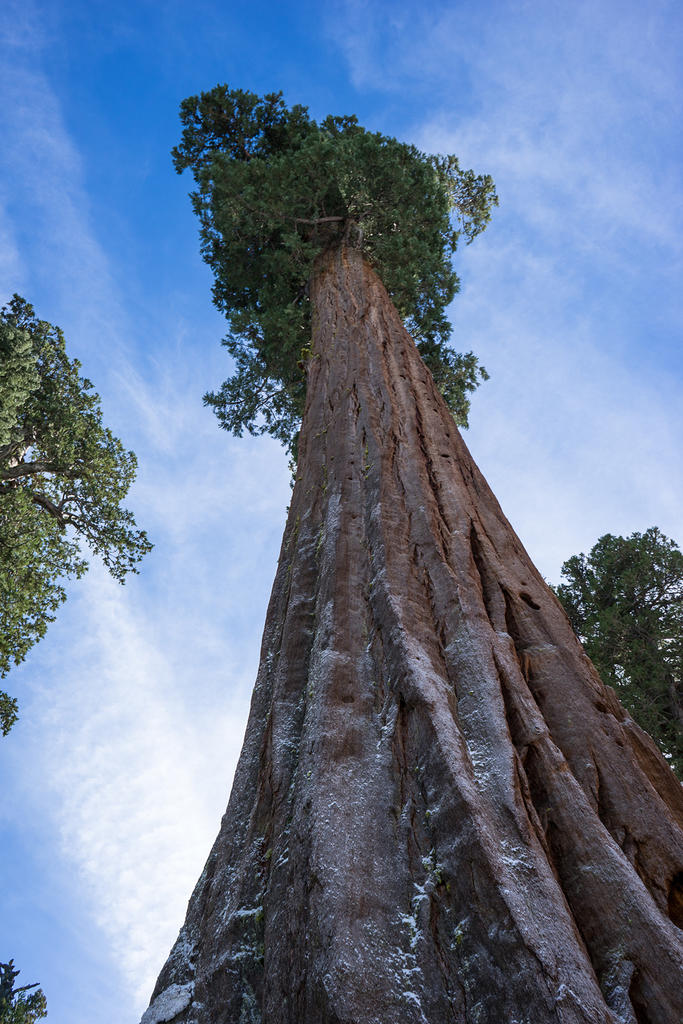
[0,296,152,734]
[555,526,683,777]
[0,961,47,1024]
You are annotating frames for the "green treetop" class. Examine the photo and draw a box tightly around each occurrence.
[555,527,683,778]
[173,86,498,454]
[0,296,152,735]
[0,961,47,1024]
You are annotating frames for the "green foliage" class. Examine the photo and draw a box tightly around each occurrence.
[0,296,152,733]
[0,691,18,737]
[172,86,498,453]
[0,961,47,1024]
[555,527,683,777]
[0,322,39,448]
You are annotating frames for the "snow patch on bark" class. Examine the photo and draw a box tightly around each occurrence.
[140,982,194,1024]
[166,927,197,976]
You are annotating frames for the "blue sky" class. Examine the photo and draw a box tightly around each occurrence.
[1,1,682,1021]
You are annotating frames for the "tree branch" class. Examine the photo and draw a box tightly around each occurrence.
[0,460,62,483]
[293,216,345,225]
[28,490,72,524]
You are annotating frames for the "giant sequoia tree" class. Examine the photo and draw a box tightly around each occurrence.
[142,89,683,1024]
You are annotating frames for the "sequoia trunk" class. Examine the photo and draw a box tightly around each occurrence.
[142,244,683,1024]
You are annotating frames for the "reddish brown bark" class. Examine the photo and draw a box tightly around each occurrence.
[142,243,683,1024]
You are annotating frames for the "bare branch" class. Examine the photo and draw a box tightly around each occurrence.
[293,216,345,225]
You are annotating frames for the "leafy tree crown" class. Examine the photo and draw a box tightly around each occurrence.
[172,86,498,453]
[0,296,152,733]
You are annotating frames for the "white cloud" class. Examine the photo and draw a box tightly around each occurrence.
[0,201,24,290]
[31,562,251,1006]
[0,0,47,51]
[458,247,683,578]
[333,1,683,255]
[0,16,130,386]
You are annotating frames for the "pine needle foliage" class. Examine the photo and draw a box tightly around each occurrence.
[555,527,683,777]
[172,86,498,454]
[0,961,47,1024]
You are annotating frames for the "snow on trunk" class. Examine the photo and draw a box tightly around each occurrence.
[142,243,683,1024]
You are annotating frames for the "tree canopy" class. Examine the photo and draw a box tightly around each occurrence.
[555,527,683,777]
[172,86,498,453]
[0,961,46,1024]
[0,295,152,734]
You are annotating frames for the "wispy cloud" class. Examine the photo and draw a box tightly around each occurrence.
[0,201,24,289]
[0,0,47,51]
[0,15,129,390]
[457,249,683,577]
[331,0,683,255]
[30,558,259,1006]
